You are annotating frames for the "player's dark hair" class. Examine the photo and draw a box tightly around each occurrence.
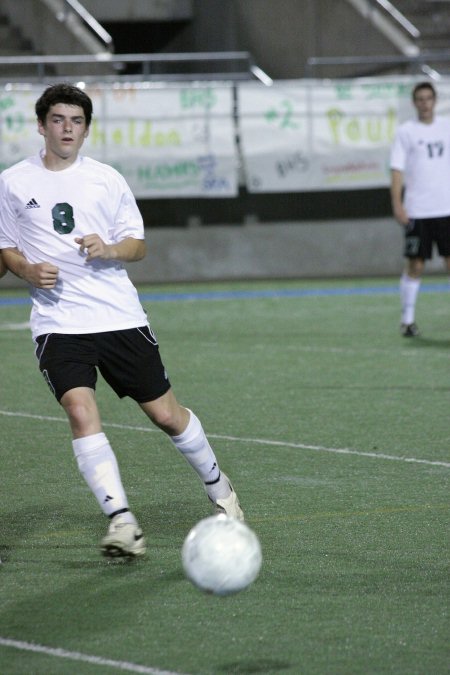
[35,83,93,126]
[412,81,436,101]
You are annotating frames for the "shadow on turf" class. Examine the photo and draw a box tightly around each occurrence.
[0,498,209,567]
[0,504,191,641]
[218,659,292,673]
[406,336,450,349]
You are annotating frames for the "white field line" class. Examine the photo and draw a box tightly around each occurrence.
[1,409,448,469]
[0,321,30,330]
[0,637,187,675]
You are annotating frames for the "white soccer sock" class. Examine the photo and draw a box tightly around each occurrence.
[170,410,231,501]
[72,432,134,520]
[400,273,421,325]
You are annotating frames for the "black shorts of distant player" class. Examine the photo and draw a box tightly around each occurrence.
[404,215,450,259]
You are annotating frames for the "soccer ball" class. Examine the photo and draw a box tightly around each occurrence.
[181,514,262,596]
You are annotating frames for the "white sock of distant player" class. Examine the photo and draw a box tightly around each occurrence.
[170,409,232,501]
[72,432,136,524]
[400,273,421,325]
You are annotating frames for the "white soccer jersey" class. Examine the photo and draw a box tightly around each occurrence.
[0,153,149,339]
[390,115,450,218]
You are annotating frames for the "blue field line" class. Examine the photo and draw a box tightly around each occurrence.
[138,283,449,303]
[0,282,448,307]
[0,296,31,306]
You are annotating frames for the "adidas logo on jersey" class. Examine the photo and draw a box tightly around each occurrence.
[25,198,40,209]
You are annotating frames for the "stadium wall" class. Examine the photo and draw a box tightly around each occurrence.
[127,218,443,284]
[1,217,444,289]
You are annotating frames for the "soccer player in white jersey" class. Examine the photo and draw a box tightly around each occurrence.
[0,83,243,558]
[390,81,450,337]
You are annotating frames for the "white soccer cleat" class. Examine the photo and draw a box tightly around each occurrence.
[212,474,244,521]
[101,514,146,558]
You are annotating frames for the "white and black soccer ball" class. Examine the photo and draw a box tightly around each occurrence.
[181,514,262,596]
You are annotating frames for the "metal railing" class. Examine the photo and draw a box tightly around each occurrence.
[374,0,420,39]
[305,51,450,78]
[60,0,114,52]
[344,0,419,57]
[0,51,273,84]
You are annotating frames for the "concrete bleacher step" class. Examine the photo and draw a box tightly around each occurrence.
[0,13,39,78]
[390,0,450,72]
[0,16,32,51]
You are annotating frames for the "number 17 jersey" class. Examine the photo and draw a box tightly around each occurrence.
[390,115,450,218]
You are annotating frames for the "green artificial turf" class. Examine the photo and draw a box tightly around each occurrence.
[0,277,448,674]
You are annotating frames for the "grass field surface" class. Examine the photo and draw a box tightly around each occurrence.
[0,276,448,674]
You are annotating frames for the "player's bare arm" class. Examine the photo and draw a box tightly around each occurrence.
[0,252,7,278]
[0,247,59,288]
[75,234,146,263]
[390,169,409,226]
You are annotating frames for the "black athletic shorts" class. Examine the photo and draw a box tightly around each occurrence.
[404,215,450,259]
[34,326,171,403]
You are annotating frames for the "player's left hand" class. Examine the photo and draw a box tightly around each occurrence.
[75,234,112,261]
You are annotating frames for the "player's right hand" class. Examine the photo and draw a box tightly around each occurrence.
[25,262,59,289]
[393,205,409,226]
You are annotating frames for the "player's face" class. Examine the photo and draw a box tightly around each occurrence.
[38,103,89,163]
[413,89,436,123]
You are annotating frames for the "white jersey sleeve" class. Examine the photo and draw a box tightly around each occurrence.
[390,125,409,173]
[0,164,24,249]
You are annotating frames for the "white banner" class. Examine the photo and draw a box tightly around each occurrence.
[238,77,450,192]
[2,77,450,196]
[0,84,238,198]
[0,88,39,170]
